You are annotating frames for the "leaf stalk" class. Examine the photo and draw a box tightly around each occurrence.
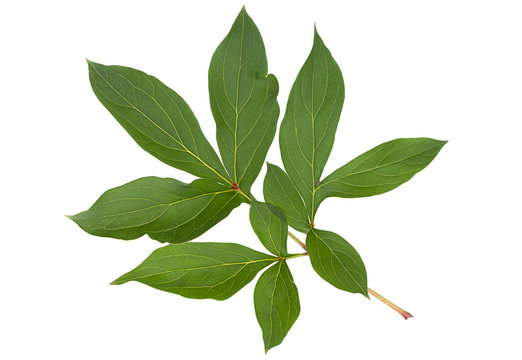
[236,187,251,202]
[282,252,308,260]
[288,231,307,251]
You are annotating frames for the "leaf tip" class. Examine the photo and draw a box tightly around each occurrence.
[311,26,327,52]
[432,139,448,149]
[264,344,272,354]
[110,275,126,285]
[433,139,448,153]
[65,214,77,222]
[313,23,322,43]
[239,4,248,17]
[86,59,100,69]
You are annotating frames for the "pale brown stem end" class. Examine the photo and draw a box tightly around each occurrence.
[368,288,413,320]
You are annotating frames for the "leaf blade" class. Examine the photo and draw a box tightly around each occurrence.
[209,7,279,193]
[249,200,289,257]
[69,177,241,243]
[279,29,344,223]
[306,229,368,297]
[263,163,310,233]
[112,242,277,300]
[254,260,300,353]
[88,60,231,184]
[315,138,447,210]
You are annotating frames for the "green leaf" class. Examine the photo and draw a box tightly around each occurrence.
[88,60,232,185]
[315,138,447,210]
[263,164,310,233]
[254,260,300,353]
[112,242,277,300]
[279,28,344,224]
[306,229,368,297]
[68,177,241,243]
[209,7,279,193]
[249,200,289,257]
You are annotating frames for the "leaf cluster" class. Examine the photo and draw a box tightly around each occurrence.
[69,7,446,352]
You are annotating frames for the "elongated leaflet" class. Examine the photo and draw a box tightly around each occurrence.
[279,29,344,224]
[69,177,241,243]
[112,242,278,300]
[209,7,279,194]
[88,61,232,184]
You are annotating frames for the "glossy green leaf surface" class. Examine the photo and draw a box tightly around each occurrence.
[209,7,279,193]
[69,177,240,243]
[279,29,344,223]
[88,61,231,185]
[249,200,289,257]
[315,138,447,211]
[254,260,300,353]
[306,229,368,297]
[263,163,310,233]
[112,242,277,300]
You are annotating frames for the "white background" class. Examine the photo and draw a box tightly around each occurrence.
[1,0,521,358]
